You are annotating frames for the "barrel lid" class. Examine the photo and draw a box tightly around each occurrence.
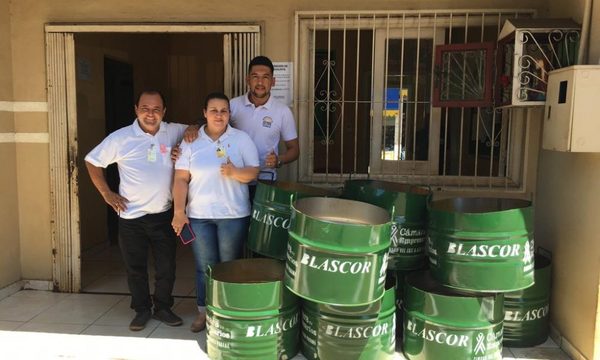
[294,197,390,226]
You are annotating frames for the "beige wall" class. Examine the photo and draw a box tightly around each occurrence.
[0,0,22,288]
[536,153,600,359]
[536,1,600,359]
[7,0,545,285]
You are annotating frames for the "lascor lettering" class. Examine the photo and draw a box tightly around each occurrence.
[447,243,521,258]
[300,254,372,274]
[406,320,470,348]
[505,305,549,322]
[324,323,390,339]
[245,313,299,337]
[252,209,291,229]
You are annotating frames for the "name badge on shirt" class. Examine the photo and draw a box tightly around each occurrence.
[216,143,227,158]
[262,116,272,128]
[147,144,157,162]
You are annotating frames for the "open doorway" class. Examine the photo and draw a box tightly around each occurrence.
[104,57,135,246]
[75,32,224,295]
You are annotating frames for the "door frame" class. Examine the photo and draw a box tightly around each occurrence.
[45,23,261,292]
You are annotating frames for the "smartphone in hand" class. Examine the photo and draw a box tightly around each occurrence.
[179,223,196,245]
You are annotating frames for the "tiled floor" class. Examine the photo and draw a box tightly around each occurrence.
[81,243,197,298]
[0,289,572,359]
[0,245,563,359]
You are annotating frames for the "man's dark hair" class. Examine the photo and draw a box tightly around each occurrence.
[248,55,274,74]
[204,92,230,109]
[136,89,167,108]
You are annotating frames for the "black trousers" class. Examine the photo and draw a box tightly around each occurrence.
[118,209,176,313]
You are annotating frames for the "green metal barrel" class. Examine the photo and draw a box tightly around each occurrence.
[504,254,552,347]
[285,197,392,306]
[206,258,300,360]
[249,181,334,260]
[343,180,430,271]
[428,197,535,292]
[402,272,504,360]
[389,268,427,340]
[301,282,396,360]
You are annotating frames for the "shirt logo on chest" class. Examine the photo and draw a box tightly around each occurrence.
[262,116,272,128]
[216,141,227,158]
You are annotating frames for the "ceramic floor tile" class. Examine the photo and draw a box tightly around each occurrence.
[0,291,572,360]
[29,293,123,325]
[510,347,571,359]
[9,290,70,300]
[0,295,59,321]
[82,324,158,337]
[83,274,130,294]
[93,296,156,328]
[503,347,517,359]
[105,261,127,275]
[17,322,87,334]
[0,331,208,359]
[290,354,306,360]
[81,272,105,289]
[0,320,24,330]
[535,337,560,348]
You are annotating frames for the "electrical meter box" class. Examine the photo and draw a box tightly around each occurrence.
[543,65,600,152]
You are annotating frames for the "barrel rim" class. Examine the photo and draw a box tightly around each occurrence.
[285,280,385,306]
[345,179,431,196]
[258,180,336,197]
[302,280,396,316]
[405,271,500,299]
[293,197,390,226]
[429,197,532,214]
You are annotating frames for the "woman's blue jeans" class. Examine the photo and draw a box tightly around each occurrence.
[189,217,249,307]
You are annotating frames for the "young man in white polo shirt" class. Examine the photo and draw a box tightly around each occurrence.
[85,90,185,331]
[229,56,299,197]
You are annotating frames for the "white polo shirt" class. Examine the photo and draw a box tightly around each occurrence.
[85,120,186,219]
[230,93,297,180]
[175,125,259,219]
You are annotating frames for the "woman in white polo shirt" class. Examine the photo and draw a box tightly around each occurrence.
[172,92,259,333]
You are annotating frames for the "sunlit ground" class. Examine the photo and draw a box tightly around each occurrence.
[0,330,208,359]
[0,290,571,360]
